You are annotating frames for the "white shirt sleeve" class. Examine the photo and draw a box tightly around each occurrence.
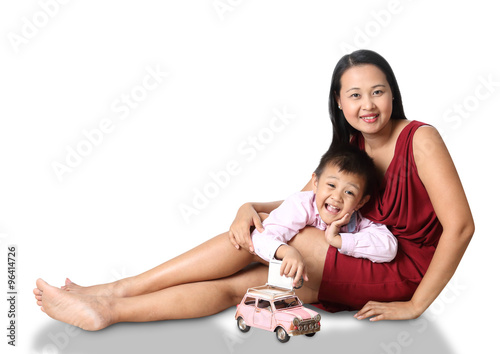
[339,216,398,263]
[252,192,314,262]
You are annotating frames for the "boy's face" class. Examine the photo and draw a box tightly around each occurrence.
[313,164,370,225]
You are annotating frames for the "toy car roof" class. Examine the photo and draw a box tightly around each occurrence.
[245,285,298,301]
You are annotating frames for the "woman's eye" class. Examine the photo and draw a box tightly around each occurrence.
[373,90,384,96]
[350,93,360,98]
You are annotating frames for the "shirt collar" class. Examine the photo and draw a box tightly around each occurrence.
[345,211,357,232]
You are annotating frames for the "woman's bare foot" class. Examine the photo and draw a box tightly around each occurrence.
[61,278,127,298]
[34,278,114,331]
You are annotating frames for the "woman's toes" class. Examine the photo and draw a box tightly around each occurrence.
[35,278,112,331]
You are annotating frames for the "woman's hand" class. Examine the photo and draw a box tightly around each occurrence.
[228,203,265,253]
[354,300,422,321]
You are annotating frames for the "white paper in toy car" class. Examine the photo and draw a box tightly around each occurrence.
[267,259,294,290]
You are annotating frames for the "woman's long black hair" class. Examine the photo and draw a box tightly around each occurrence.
[329,50,407,147]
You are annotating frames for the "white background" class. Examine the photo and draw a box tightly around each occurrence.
[1,1,498,353]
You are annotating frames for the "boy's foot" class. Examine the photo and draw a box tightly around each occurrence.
[34,278,113,331]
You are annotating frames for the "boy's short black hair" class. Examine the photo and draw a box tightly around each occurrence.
[313,144,378,197]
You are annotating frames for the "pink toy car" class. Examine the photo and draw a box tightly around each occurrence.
[235,285,321,343]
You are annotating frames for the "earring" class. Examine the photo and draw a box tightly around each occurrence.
[338,105,342,110]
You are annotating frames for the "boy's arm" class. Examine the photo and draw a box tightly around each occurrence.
[252,229,288,262]
[252,192,313,262]
[336,216,398,263]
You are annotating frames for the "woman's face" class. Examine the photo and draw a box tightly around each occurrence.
[336,64,393,136]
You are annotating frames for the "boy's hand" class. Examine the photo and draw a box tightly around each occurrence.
[325,212,351,248]
[276,245,308,287]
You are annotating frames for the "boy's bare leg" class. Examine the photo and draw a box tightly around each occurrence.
[35,263,270,331]
[62,232,260,297]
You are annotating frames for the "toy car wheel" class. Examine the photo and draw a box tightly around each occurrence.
[305,333,316,337]
[237,317,250,333]
[275,327,290,343]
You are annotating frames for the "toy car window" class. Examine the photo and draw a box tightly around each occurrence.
[257,300,271,309]
[273,300,288,309]
[275,297,301,308]
[244,297,256,306]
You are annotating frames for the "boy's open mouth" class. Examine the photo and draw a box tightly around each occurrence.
[325,203,340,214]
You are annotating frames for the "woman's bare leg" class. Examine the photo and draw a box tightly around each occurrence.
[35,263,269,331]
[34,227,328,330]
[63,232,261,297]
[63,224,328,299]
[288,226,330,292]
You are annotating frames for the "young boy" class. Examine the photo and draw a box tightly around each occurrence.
[252,144,397,286]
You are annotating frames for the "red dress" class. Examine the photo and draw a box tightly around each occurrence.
[315,121,443,312]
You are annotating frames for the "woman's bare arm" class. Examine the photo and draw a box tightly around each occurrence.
[229,174,315,253]
[301,177,314,191]
[355,126,474,321]
[251,200,284,214]
[228,200,283,252]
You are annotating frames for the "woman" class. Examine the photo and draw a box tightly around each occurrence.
[34,50,474,330]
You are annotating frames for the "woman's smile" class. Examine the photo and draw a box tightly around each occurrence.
[360,113,379,123]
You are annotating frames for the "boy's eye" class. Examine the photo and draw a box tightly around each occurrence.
[345,190,355,196]
[328,183,335,188]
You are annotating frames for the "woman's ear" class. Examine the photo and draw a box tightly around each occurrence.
[335,92,341,110]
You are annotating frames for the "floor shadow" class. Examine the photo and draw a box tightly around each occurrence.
[31,306,454,354]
